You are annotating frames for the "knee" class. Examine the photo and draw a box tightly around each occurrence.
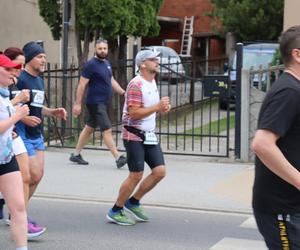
[86,126,94,133]
[9,199,26,216]
[153,167,166,181]
[129,172,143,184]
[30,170,44,184]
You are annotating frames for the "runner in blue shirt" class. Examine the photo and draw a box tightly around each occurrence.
[16,42,67,234]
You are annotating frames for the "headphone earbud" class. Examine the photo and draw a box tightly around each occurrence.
[141,64,146,68]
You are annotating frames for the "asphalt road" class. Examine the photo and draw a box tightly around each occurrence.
[0,198,266,250]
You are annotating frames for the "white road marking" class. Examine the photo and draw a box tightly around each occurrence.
[210,237,267,250]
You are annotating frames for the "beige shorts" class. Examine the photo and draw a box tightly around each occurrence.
[12,136,27,156]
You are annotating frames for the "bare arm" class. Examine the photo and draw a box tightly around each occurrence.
[0,105,29,134]
[0,116,23,134]
[21,116,42,127]
[42,106,53,117]
[75,76,89,105]
[128,96,170,120]
[10,89,30,106]
[73,76,89,116]
[111,77,125,96]
[251,129,300,190]
[42,106,67,120]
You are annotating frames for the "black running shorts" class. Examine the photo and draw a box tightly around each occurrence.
[0,156,19,176]
[86,104,112,131]
[123,140,165,172]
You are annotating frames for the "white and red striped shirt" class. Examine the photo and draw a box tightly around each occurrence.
[122,75,159,141]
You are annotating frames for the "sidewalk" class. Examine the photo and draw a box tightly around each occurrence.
[37,148,255,214]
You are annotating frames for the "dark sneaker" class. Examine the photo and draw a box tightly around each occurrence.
[116,155,127,169]
[6,214,10,226]
[0,198,4,219]
[125,200,149,222]
[106,208,135,226]
[69,153,89,165]
[27,221,46,239]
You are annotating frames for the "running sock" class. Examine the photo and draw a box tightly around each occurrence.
[129,196,140,206]
[74,151,81,156]
[16,246,28,250]
[112,204,123,212]
[115,155,121,160]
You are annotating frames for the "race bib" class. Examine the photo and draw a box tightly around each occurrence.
[31,90,44,108]
[143,132,158,145]
[11,90,21,99]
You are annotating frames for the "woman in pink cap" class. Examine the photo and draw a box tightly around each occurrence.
[0,53,29,250]
[0,47,45,239]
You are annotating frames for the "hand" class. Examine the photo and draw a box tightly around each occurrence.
[17,89,30,103]
[52,108,67,120]
[15,104,30,120]
[21,115,42,127]
[158,96,170,112]
[162,104,171,113]
[73,103,81,117]
[12,76,18,84]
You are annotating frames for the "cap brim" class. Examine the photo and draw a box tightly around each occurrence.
[2,61,22,69]
[13,63,22,69]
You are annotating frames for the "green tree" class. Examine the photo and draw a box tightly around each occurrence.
[210,0,284,42]
[38,0,62,40]
[38,0,163,67]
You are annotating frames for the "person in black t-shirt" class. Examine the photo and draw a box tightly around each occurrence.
[252,25,300,249]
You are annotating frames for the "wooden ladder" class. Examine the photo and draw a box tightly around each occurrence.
[180,16,194,57]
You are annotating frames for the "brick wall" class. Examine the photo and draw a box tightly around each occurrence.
[159,0,215,34]
[143,0,225,58]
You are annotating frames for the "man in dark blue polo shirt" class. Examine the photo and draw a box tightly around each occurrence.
[70,39,127,168]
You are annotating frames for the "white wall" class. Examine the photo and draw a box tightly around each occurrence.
[0,0,60,64]
[284,0,300,30]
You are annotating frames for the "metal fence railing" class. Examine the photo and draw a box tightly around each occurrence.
[42,56,231,157]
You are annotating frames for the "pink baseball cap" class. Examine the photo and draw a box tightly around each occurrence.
[0,54,22,69]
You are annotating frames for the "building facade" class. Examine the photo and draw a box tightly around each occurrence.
[143,0,226,59]
[284,0,300,30]
[0,0,61,64]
